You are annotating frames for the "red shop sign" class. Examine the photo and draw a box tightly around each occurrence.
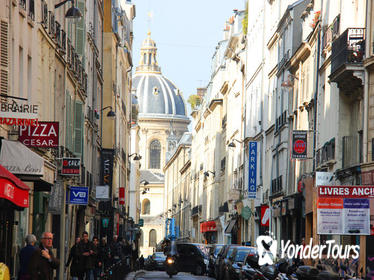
[119,187,125,205]
[19,122,59,148]
[318,185,374,198]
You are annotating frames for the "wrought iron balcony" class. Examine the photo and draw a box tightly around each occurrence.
[330,28,365,92]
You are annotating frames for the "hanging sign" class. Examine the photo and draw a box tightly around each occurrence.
[261,205,270,227]
[61,158,80,175]
[119,187,125,205]
[248,141,257,199]
[67,186,88,205]
[292,130,307,159]
[19,122,59,148]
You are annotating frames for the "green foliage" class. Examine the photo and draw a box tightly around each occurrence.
[187,94,202,110]
[242,1,248,34]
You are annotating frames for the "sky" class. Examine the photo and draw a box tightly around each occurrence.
[131,0,246,115]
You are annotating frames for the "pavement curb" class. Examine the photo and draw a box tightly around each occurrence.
[133,270,146,279]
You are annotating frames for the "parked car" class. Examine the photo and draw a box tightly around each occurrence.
[208,244,224,277]
[144,252,166,271]
[174,243,207,275]
[222,246,257,280]
[214,245,240,280]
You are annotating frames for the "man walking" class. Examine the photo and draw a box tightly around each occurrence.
[18,234,37,280]
[66,237,82,280]
[77,231,94,280]
[27,232,60,280]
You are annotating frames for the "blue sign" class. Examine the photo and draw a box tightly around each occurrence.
[248,142,257,199]
[67,186,89,205]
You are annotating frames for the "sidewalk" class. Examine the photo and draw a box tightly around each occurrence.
[124,270,146,279]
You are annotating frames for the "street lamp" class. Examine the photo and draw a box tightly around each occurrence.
[55,0,82,19]
[140,180,149,186]
[204,171,215,177]
[100,106,116,119]
[228,139,243,148]
[129,153,142,161]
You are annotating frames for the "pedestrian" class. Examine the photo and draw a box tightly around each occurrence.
[91,236,101,280]
[110,235,122,265]
[65,237,82,280]
[18,234,37,280]
[77,231,94,280]
[99,237,111,272]
[27,232,60,280]
[139,255,144,269]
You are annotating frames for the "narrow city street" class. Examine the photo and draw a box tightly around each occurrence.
[125,271,214,280]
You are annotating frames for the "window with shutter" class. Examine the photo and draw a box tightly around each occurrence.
[65,92,74,152]
[0,20,9,97]
[75,0,85,56]
[74,101,83,156]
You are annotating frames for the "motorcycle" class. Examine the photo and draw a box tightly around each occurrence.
[165,240,178,278]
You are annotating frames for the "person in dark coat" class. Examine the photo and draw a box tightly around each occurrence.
[91,236,101,280]
[18,234,37,280]
[27,232,60,280]
[65,237,82,280]
[99,237,111,271]
[77,231,94,280]
[110,235,122,264]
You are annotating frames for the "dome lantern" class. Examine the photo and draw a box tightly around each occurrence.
[136,32,161,73]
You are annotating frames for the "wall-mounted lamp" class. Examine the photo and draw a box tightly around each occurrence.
[140,180,149,186]
[99,106,116,119]
[55,0,82,19]
[129,153,142,161]
[228,139,243,148]
[204,171,215,177]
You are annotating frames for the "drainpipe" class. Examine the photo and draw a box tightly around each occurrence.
[313,24,321,172]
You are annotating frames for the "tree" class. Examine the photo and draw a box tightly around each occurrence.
[187,94,202,110]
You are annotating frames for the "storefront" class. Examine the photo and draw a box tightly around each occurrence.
[0,164,30,274]
[200,220,217,244]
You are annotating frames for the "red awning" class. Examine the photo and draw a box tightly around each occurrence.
[0,164,29,208]
[200,221,217,233]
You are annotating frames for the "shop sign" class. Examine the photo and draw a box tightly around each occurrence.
[61,158,80,175]
[0,100,39,126]
[316,172,334,186]
[248,142,257,199]
[317,197,370,235]
[292,130,307,159]
[318,185,374,198]
[67,186,88,205]
[96,185,110,200]
[101,149,114,194]
[261,205,270,227]
[102,218,110,228]
[119,187,125,205]
[48,180,63,213]
[19,122,59,148]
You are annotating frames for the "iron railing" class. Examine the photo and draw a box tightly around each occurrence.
[331,28,365,74]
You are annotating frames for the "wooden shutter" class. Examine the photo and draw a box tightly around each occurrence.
[65,91,74,152]
[74,101,83,155]
[75,0,85,56]
[0,20,9,96]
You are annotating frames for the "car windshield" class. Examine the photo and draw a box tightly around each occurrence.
[154,252,166,260]
[226,247,236,259]
[235,249,253,262]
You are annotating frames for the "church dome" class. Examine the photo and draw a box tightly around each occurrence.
[133,33,188,120]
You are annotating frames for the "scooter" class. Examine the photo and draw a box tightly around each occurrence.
[165,240,178,278]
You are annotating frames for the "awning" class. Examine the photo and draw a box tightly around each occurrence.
[0,164,29,208]
[200,221,217,233]
[224,219,237,234]
[0,139,44,176]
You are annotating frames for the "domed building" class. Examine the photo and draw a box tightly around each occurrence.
[132,33,189,256]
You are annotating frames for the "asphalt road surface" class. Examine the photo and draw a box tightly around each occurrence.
[125,270,215,280]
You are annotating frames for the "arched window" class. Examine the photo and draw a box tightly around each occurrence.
[149,229,157,248]
[142,199,150,215]
[149,140,161,169]
[140,229,144,247]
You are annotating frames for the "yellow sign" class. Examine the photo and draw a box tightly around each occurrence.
[0,263,10,280]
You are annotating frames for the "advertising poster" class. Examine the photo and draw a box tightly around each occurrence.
[317,197,343,234]
[343,198,370,235]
